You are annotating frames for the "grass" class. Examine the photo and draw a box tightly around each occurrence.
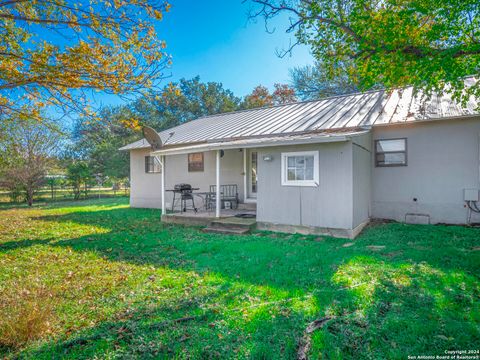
[0,198,478,359]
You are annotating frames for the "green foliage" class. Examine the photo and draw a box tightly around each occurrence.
[254,0,480,102]
[0,199,478,358]
[72,105,137,180]
[134,76,242,129]
[66,161,93,200]
[290,61,360,100]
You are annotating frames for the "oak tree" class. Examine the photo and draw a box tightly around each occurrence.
[290,61,360,100]
[0,0,171,122]
[251,0,480,102]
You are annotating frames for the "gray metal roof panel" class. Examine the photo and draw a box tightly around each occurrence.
[120,79,479,151]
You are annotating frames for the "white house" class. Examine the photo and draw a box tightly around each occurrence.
[120,79,480,238]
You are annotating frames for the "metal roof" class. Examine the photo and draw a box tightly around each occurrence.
[151,130,368,156]
[119,78,479,151]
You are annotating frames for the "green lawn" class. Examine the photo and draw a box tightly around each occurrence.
[0,198,479,359]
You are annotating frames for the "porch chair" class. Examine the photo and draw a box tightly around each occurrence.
[208,184,239,210]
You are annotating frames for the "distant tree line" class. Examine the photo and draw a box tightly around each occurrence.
[0,77,304,206]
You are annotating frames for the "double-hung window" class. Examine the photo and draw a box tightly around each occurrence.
[145,156,161,173]
[281,151,319,187]
[375,138,407,167]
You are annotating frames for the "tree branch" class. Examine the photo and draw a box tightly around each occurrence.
[251,0,363,42]
[0,13,87,27]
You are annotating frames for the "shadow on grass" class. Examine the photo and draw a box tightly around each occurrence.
[23,291,309,359]
[19,252,480,359]
[5,206,479,286]
[313,255,480,358]
[1,204,479,358]
[0,238,54,251]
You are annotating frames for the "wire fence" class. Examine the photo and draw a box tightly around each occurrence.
[0,185,130,205]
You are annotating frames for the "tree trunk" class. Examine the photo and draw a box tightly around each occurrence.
[73,184,81,200]
[26,189,33,207]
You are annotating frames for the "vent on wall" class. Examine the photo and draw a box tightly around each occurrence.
[405,213,430,225]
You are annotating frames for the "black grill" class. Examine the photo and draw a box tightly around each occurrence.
[174,183,193,192]
[171,183,197,213]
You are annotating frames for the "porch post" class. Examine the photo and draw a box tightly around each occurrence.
[160,155,166,217]
[216,149,221,218]
[243,148,247,201]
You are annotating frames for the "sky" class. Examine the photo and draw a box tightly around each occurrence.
[97,0,314,107]
[161,0,314,96]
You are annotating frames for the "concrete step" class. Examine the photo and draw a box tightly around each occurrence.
[204,216,256,235]
[211,217,256,228]
[237,202,257,211]
[202,226,251,235]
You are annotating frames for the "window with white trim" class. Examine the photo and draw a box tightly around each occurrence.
[281,151,319,187]
[145,156,161,173]
[375,138,407,167]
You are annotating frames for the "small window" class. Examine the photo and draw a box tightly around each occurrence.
[145,156,161,173]
[188,152,204,172]
[375,138,407,167]
[281,151,319,187]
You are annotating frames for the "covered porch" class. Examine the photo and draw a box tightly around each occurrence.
[154,145,259,220]
[151,132,360,231]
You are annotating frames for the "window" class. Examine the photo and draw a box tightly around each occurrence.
[145,156,161,173]
[281,151,319,187]
[188,152,204,172]
[375,138,407,167]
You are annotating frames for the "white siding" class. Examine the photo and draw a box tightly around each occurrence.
[129,149,162,208]
[372,117,480,224]
[257,142,354,230]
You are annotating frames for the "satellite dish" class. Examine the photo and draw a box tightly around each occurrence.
[142,126,162,150]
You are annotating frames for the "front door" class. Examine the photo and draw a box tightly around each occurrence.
[248,150,258,199]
